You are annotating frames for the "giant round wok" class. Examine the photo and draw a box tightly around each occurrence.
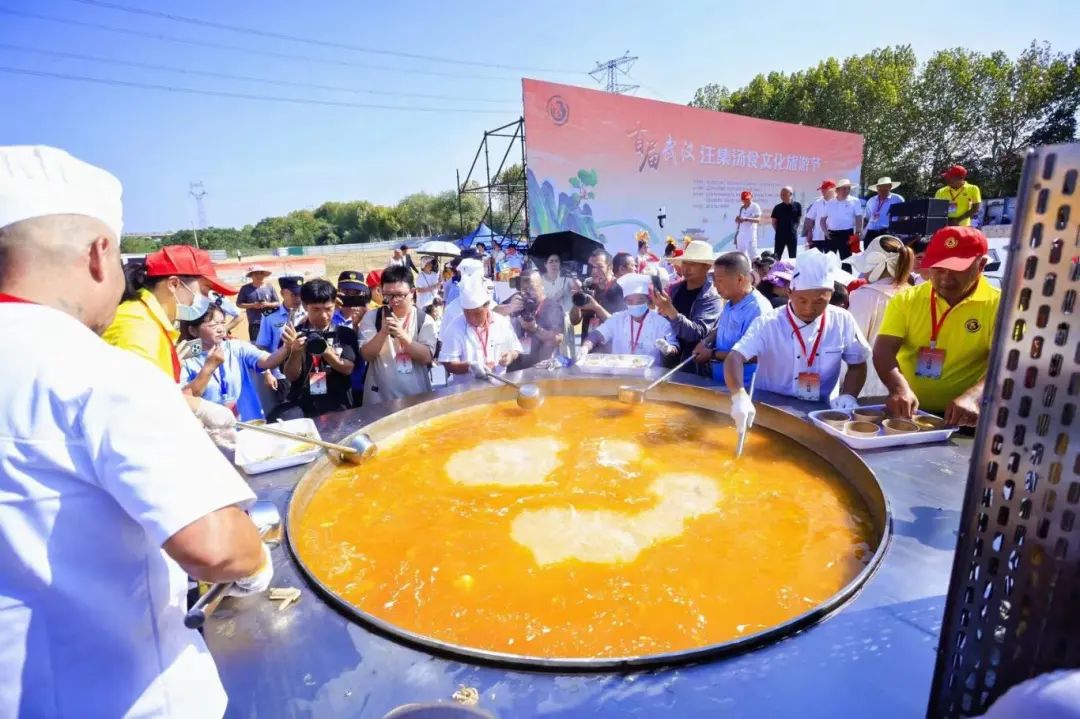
[285,376,892,670]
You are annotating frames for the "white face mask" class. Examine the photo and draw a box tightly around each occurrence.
[175,281,208,322]
[627,303,649,318]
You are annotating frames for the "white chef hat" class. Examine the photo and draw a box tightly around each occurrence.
[0,145,123,238]
[457,258,484,278]
[791,248,842,291]
[617,272,651,298]
[459,275,492,310]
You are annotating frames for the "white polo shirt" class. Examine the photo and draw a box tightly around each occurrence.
[437,311,522,377]
[822,195,863,232]
[804,197,828,244]
[593,309,677,364]
[0,302,256,718]
[731,304,871,400]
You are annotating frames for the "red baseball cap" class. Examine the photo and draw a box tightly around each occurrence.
[365,269,383,289]
[144,245,238,295]
[921,226,988,271]
[941,164,967,179]
[740,190,752,201]
[818,179,837,191]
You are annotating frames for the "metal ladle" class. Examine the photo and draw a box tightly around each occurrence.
[184,499,282,629]
[235,421,377,465]
[617,355,697,404]
[470,363,544,411]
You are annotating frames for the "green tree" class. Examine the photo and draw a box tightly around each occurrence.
[120,235,158,253]
[689,42,1080,199]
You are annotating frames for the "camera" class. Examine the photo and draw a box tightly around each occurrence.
[300,329,334,355]
[572,278,598,308]
[340,295,367,308]
[518,294,540,322]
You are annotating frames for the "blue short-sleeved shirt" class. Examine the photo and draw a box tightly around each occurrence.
[255,305,304,380]
[182,339,269,421]
[710,289,774,389]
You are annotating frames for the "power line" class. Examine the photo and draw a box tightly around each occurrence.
[66,0,582,75]
[0,7,519,82]
[0,43,518,105]
[0,66,515,114]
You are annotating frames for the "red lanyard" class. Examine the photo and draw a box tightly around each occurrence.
[929,289,958,348]
[785,305,827,368]
[0,293,34,304]
[138,299,181,383]
[628,313,647,353]
[473,322,490,363]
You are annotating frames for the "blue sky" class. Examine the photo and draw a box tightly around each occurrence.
[1,0,1076,232]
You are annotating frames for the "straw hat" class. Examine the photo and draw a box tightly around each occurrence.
[835,179,853,189]
[246,264,271,278]
[670,240,716,265]
[872,176,901,190]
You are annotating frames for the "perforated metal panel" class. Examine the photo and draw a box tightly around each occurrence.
[927,143,1080,718]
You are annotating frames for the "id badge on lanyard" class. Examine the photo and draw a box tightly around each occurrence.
[796,372,821,401]
[474,324,494,371]
[787,306,827,401]
[395,350,414,374]
[917,290,953,379]
[309,356,328,395]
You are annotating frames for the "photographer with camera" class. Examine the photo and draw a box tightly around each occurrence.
[358,265,437,406]
[283,279,358,417]
[510,269,565,370]
[570,248,627,353]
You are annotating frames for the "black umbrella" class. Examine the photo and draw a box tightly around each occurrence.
[527,231,603,265]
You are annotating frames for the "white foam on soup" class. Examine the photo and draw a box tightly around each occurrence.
[510,473,721,566]
[446,437,566,487]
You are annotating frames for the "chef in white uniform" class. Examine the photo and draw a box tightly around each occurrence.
[438,273,522,378]
[441,257,487,332]
[580,273,678,365]
[0,146,273,718]
[724,249,871,433]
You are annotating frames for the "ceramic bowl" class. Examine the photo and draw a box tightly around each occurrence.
[852,408,886,424]
[883,418,921,435]
[843,420,881,438]
[817,410,851,428]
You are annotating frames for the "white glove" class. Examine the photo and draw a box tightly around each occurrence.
[830,394,859,411]
[229,543,274,597]
[730,389,756,434]
[193,398,236,431]
[655,338,678,356]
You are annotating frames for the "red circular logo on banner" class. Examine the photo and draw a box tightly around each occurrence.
[547,95,569,125]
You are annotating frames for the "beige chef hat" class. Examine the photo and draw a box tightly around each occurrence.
[790,249,842,291]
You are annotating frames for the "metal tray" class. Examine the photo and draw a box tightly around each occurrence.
[574,353,655,375]
[807,404,957,450]
[235,418,323,475]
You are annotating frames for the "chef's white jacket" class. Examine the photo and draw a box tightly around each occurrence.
[0,303,256,718]
[731,304,871,400]
[437,312,522,378]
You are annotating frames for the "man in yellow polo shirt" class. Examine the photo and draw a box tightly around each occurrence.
[873,226,999,427]
[934,165,982,227]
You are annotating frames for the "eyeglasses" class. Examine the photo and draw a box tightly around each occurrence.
[384,292,411,302]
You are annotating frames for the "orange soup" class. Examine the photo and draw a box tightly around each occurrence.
[293,397,876,659]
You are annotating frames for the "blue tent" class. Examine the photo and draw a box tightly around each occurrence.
[457,222,525,250]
